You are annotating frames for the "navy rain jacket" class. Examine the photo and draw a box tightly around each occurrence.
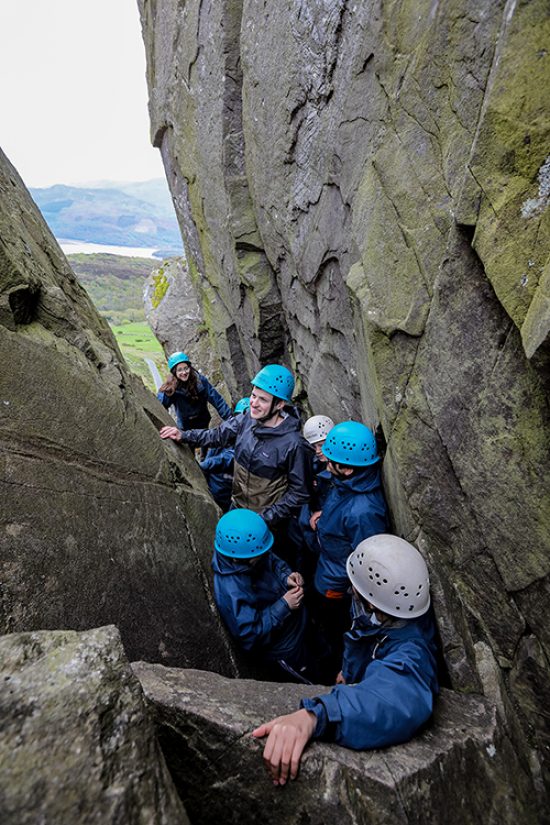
[301,608,439,749]
[157,374,231,430]
[212,550,307,663]
[314,465,388,595]
[180,407,313,526]
[199,446,234,511]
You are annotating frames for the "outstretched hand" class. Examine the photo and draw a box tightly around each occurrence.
[252,709,317,785]
[159,426,183,442]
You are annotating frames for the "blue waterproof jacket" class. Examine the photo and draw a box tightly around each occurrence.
[181,407,312,526]
[313,465,388,595]
[199,446,234,511]
[301,608,439,749]
[157,373,231,430]
[212,550,307,662]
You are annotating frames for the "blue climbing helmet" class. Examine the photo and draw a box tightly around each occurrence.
[322,421,379,466]
[168,351,190,371]
[214,509,274,559]
[251,364,295,402]
[234,397,251,414]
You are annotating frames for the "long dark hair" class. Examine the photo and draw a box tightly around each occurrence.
[159,363,201,400]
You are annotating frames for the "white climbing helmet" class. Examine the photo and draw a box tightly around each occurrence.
[346,534,430,618]
[303,415,335,444]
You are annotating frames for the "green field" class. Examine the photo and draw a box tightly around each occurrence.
[110,322,167,392]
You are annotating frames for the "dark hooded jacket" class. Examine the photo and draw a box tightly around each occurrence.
[199,446,234,512]
[157,373,231,430]
[300,608,439,750]
[314,465,388,595]
[180,407,313,526]
[212,550,308,663]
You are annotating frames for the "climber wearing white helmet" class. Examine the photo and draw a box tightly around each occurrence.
[253,534,439,785]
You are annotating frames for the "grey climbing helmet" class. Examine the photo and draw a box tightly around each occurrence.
[303,415,334,444]
[346,534,430,618]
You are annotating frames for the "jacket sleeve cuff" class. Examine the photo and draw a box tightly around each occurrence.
[271,598,291,624]
[300,698,329,739]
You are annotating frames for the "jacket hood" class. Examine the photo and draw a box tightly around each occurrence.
[251,405,302,439]
[331,464,382,494]
[212,549,267,576]
[350,607,436,646]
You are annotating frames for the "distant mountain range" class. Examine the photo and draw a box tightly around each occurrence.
[30,179,184,253]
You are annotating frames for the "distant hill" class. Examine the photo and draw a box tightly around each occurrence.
[68,252,156,324]
[30,179,184,253]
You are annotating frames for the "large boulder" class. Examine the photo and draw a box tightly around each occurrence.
[133,663,537,825]
[139,0,550,809]
[0,146,235,674]
[0,626,189,825]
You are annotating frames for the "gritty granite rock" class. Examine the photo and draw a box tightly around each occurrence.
[0,146,236,675]
[139,0,550,810]
[133,663,537,825]
[0,627,189,825]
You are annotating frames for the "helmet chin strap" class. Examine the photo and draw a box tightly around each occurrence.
[255,397,281,423]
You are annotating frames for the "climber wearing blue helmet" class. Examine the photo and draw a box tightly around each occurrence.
[307,420,388,678]
[212,509,313,682]
[157,351,231,431]
[160,365,313,539]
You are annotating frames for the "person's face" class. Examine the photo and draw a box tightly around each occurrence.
[313,439,327,459]
[246,554,264,567]
[327,459,353,478]
[175,362,191,382]
[250,386,282,420]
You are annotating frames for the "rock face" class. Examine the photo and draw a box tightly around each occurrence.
[139,0,550,811]
[144,256,229,404]
[0,146,235,675]
[133,663,537,825]
[0,626,189,825]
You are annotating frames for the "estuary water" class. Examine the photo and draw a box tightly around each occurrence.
[59,239,160,258]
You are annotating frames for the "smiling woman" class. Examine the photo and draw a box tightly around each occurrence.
[0,0,163,188]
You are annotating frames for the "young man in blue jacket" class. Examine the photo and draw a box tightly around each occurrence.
[308,421,388,674]
[253,534,439,784]
[160,365,313,555]
[212,508,312,682]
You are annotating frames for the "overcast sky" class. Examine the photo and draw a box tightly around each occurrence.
[0,0,164,188]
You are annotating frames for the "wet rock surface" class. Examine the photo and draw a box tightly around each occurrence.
[0,627,189,825]
[133,663,537,825]
[0,146,235,674]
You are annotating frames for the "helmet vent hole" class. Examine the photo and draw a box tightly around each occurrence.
[383,578,388,584]
[409,605,414,611]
